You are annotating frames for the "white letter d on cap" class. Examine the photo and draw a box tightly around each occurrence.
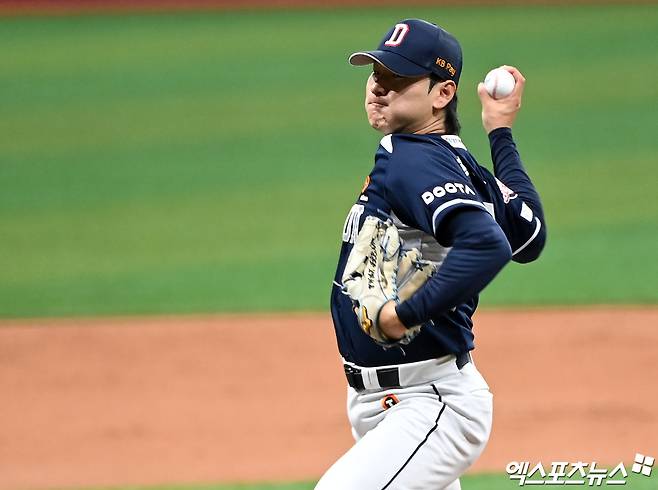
[384,23,410,47]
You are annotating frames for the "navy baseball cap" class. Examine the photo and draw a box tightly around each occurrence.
[349,19,462,85]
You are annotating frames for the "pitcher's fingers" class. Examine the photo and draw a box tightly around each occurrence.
[498,66,525,98]
[477,82,491,102]
[499,65,526,83]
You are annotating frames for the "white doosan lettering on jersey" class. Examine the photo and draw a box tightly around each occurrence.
[342,204,365,243]
[421,183,476,204]
[384,23,410,47]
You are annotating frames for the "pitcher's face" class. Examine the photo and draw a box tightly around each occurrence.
[365,63,435,134]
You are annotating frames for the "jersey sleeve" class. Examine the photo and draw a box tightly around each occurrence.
[381,134,491,244]
[488,128,547,263]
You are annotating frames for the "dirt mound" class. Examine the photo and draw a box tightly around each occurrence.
[0,307,656,490]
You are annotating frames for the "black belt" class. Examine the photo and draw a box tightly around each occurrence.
[344,352,472,392]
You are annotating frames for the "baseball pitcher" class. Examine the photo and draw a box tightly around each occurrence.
[316,19,546,490]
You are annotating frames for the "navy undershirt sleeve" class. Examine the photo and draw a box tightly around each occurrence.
[489,127,547,263]
[395,208,512,328]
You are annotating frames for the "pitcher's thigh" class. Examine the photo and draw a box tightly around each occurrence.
[315,399,482,490]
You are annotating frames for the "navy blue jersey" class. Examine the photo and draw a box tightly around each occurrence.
[330,130,545,367]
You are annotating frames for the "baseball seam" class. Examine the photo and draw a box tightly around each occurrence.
[492,71,499,99]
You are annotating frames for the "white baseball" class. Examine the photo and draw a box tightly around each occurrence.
[484,67,516,99]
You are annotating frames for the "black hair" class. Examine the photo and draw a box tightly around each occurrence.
[429,74,461,135]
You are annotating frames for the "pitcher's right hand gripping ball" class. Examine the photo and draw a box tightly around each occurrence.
[341,216,436,347]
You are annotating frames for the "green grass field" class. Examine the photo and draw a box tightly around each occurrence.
[1,5,658,317]
[87,471,658,490]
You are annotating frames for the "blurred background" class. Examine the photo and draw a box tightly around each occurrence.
[1,2,657,490]
[1,1,657,318]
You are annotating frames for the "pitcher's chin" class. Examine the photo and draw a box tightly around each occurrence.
[367,114,389,133]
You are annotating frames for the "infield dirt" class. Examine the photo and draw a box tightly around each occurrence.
[1,308,656,490]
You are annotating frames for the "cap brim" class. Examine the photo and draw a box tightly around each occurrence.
[349,50,431,77]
